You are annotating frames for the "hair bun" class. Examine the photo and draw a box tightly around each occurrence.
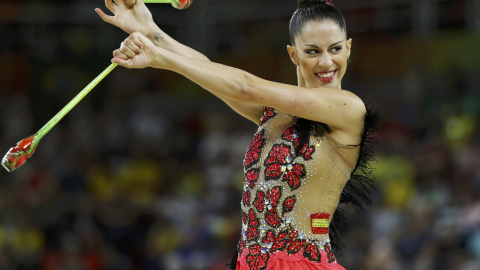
[297,0,334,8]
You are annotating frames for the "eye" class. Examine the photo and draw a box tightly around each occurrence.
[331,46,343,53]
[305,49,319,55]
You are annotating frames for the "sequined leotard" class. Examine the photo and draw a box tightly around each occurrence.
[235,106,376,270]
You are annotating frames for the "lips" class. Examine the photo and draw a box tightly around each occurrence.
[316,70,336,82]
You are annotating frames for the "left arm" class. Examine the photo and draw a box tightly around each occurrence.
[113,33,366,138]
[98,1,264,124]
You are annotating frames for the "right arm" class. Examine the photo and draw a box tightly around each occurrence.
[96,0,264,124]
[112,33,366,145]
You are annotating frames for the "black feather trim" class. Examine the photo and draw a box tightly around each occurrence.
[227,248,238,270]
[329,103,380,252]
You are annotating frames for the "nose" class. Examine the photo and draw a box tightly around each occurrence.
[318,52,333,68]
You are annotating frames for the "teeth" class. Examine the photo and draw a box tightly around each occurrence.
[317,71,335,78]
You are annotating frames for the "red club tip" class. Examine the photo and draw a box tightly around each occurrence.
[174,0,192,9]
[1,136,38,172]
[17,136,38,157]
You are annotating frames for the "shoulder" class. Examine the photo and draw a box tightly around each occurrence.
[326,89,367,144]
[342,90,366,116]
[331,89,367,129]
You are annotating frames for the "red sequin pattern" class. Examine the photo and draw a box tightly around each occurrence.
[239,107,339,270]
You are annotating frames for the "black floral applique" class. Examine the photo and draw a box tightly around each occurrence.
[281,125,315,160]
[244,130,264,189]
[244,209,260,242]
[282,195,296,214]
[260,107,277,125]
[262,230,288,251]
[253,187,283,227]
[287,239,308,254]
[303,243,321,263]
[264,144,306,190]
[246,244,269,270]
[244,130,265,169]
[242,190,251,206]
[324,243,336,263]
[245,168,260,188]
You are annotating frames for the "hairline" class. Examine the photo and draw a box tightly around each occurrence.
[290,18,348,46]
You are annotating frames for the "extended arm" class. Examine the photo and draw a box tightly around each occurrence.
[96,0,207,60]
[96,0,264,123]
[113,33,366,142]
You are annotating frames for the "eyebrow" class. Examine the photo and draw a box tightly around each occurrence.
[302,40,343,48]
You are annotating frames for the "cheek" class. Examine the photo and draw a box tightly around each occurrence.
[334,56,348,70]
[299,59,316,73]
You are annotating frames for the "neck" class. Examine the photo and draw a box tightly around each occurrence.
[296,66,307,87]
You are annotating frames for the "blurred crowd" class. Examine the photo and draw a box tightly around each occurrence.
[1,0,479,269]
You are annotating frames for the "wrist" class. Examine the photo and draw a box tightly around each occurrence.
[146,24,164,46]
[150,46,167,69]
[152,47,176,71]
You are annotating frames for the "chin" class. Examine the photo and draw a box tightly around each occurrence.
[317,80,338,89]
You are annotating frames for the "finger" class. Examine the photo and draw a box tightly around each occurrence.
[125,38,144,55]
[131,32,153,49]
[137,34,156,50]
[129,35,145,51]
[112,57,132,68]
[113,49,130,60]
[114,0,134,8]
[120,47,136,59]
[136,33,151,45]
[113,0,125,8]
[105,0,117,13]
[119,42,138,59]
[124,0,136,7]
[95,8,115,25]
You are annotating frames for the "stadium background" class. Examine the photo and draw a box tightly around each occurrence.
[0,0,479,269]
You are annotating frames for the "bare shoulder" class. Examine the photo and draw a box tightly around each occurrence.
[241,77,366,131]
[341,89,367,120]
[327,89,367,145]
[323,88,366,129]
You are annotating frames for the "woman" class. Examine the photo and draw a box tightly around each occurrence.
[97,0,377,269]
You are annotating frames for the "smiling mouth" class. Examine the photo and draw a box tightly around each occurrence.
[316,70,336,82]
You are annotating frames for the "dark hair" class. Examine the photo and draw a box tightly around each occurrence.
[289,0,347,45]
[289,0,346,155]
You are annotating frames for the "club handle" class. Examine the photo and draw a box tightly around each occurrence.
[34,63,117,142]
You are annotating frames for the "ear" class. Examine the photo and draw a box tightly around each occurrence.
[346,38,352,59]
[287,45,298,65]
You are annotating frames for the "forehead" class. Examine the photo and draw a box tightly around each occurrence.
[295,20,345,45]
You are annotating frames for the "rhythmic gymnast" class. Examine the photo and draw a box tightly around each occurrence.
[97,0,378,269]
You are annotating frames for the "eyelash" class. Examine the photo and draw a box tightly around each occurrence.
[331,46,342,52]
[305,46,343,55]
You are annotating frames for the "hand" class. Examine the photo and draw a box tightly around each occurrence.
[96,0,154,36]
[112,32,160,69]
